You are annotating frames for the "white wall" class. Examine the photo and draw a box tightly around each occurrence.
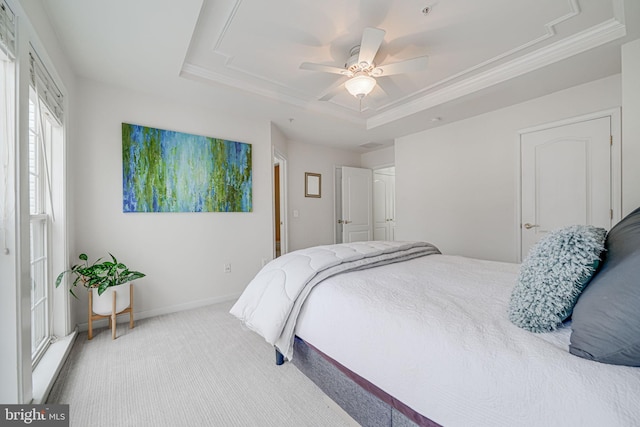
[622,39,640,215]
[270,123,288,157]
[287,141,361,251]
[70,79,273,327]
[361,146,394,169]
[395,75,622,263]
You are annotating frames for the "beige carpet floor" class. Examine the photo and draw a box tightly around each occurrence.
[47,300,357,427]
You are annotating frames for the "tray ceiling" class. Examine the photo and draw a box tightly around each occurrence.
[181,0,623,127]
[39,0,637,149]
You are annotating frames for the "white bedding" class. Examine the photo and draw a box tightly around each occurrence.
[294,254,640,427]
[230,241,439,359]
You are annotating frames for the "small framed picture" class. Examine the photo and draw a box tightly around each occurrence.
[305,172,321,198]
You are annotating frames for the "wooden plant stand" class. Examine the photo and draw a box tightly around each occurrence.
[88,283,134,340]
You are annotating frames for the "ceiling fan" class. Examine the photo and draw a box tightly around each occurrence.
[300,27,428,102]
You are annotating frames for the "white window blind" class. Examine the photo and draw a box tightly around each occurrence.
[29,46,63,124]
[0,0,16,61]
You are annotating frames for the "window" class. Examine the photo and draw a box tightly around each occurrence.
[0,0,16,62]
[28,45,64,366]
[29,91,59,365]
[0,0,69,403]
[1,0,16,262]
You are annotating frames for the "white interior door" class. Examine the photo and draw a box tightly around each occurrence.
[335,167,343,244]
[373,170,395,241]
[520,116,612,259]
[387,174,396,240]
[341,166,373,243]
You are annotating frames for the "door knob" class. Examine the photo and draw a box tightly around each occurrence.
[523,223,540,229]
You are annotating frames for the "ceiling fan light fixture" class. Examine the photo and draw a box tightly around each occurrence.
[345,73,376,98]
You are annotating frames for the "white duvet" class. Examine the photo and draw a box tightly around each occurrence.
[294,254,640,427]
[230,241,439,359]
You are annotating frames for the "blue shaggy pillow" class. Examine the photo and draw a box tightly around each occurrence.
[508,225,606,333]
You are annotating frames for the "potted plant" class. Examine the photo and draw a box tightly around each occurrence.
[56,253,146,316]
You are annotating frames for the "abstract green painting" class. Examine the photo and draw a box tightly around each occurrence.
[122,123,252,212]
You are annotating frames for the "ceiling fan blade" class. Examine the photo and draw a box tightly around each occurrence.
[357,27,385,67]
[300,62,352,76]
[318,81,345,101]
[374,80,388,97]
[373,56,429,77]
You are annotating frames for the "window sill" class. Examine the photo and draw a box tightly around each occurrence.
[32,330,77,404]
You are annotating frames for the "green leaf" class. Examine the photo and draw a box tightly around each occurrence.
[57,252,146,298]
[97,283,107,296]
[88,276,103,287]
[127,272,146,281]
[55,271,65,288]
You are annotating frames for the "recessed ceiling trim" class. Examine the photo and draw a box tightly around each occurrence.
[359,142,384,149]
[208,0,322,99]
[180,62,366,126]
[373,0,581,112]
[179,63,366,128]
[206,0,581,117]
[183,0,608,125]
[367,18,626,129]
[181,62,307,106]
[444,0,578,80]
[212,0,243,51]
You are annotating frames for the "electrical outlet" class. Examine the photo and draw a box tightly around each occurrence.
[224,263,231,273]
[261,258,268,267]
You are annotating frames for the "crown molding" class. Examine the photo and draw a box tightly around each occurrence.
[180,62,366,126]
[375,0,581,112]
[367,18,626,129]
[180,62,306,107]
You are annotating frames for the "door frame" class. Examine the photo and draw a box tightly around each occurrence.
[334,165,342,243]
[515,108,621,262]
[273,149,288,257]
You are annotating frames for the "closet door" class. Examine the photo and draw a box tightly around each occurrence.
[341,167,373,243]
[373,172,395,241]
[520,116,612,258]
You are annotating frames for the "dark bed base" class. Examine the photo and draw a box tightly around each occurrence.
[288,337,441,427]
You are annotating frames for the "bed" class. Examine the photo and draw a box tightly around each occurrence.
[230,210,640,426]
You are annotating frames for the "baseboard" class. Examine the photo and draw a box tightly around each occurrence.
[77,293,240,332]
